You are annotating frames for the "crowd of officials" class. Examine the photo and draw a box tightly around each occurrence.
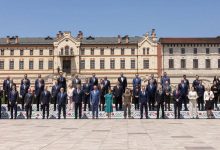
[0,71,219,119]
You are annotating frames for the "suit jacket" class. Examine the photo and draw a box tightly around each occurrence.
[161,76,170,87]
[139,91,148,104]
[193,79,200,90]
[83,83,91,95]
[178,83,188,96]
[90,90,100,105]
[21,78,30,89]
[9,90,19,105]
[196,84,205,97]
[57,77,67,90]
[24,93,33,106]
[132,77,141,88]
[20,84,29,97]
[103,80,111,93]
[57,92,67,105]
[147,84,157,97]
[72,89,84,103]
[118,76,127,92]
[113,85,123,97]
[35,78,45,97]
[173,90,181,103]
[40,91,51,105]
[155,90,165,103]
[51,84,60,98]
[89,77,98,88]
[72,78,81,88]
[3,80,12,95]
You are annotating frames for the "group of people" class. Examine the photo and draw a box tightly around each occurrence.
[0,71,219,119]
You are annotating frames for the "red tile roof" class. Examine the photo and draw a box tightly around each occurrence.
[159,37,220,44]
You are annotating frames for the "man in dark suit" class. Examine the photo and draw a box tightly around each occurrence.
[161,72,170,89]
[24,88,34,119]
[72,74,81,88]
[113,82,123,111]
[57,88,67,119]
[193,75,200,90]
[21,74,30,89]
[118,73,127,93]
[40,86,51,119]
[9,84,18,119]
[90,85,100,119]
[147,74,157,87]
[178,80,189,111]
[73,84,84,119]
[57,71,67,91]
[103,76,111,94]
[139,86,148,119]
[132,74,141,91]
[0,87,3,119]
[3,76,11,111]
[133,86,140,110]
[89,73,98,89]
[35,74,45,111]
[196,80,205,111]
[82,78,91,111]
[20,79,29,110]
[155,85,165,119]
[51,80,60,111]
[147,80,157,111]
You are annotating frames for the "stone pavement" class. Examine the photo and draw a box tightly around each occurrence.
[0,119,220,150]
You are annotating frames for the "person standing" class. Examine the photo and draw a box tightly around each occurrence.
[104,89,113,119]
[3,76,11,111]
[155,85,165,119]
[21,74,30,90]
[82,78,91,111]
[67,83,74,111]
[57,88,67,119]
[0,87,3,119]
[35,74,45,111]
[173,85,182,119]
[72,74,81,88]
[9,85,18,119]
[196,80,205,111]
[73,84,84,119]
[113,82,123,111]
[57,71,67,91]
[24,88,34,119]
[163,80,172,111]
[99,79,105,111]
[51,80,60,111]
[122,88,132,119]
[118,73,127,93]
[161,72,170,89]
[193,75,200,90]
[204,87,214,119]
[139,86,148,119]
[132,74,141,90]
[90,86,100,119]
[211,81,218,110]
[40,86,51,119]
[178,80,189,111]
[147,80,157,111]
[133,86,140,110]
[20,80,29,110]
[89,73,98,89]
[188,86,198,119]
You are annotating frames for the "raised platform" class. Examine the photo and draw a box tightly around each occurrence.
[1,104,220,119]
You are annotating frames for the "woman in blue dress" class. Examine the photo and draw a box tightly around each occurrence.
[104,89,113,119]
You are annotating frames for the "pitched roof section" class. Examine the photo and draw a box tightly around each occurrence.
[0,37,55,45]
[159,37,220,44]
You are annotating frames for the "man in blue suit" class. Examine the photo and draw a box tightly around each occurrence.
[90,85,100,119]
[35,74,45,111]
[178,80,189,111]
[20,79,29,110]
[161,72,170,88]
[40,86,51,119]
[9,84,18,119]
[82,78,91,111]
[73,84,84,119]
[139,86,148,119]
[57,88,67,119]
[89,73,98,89]
[133,74,141,90]
[147,80,157,111]
[51,80,60,111]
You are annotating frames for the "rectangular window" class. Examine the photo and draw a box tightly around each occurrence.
[218,59,220,68]
[0,61,4,69]
[1,49,4,56]
[181,59,186,69]
[9,61,14,69]
[143,48,146,55]
[49,49,53,55]
[40,49,43,55]
[10,50,14,56]
[206,48,210,54]
[91,48,94,55]
[48,60,53,69]
[120,60,125,69]
[80,60,85,69]
[143,60,149,69]
[29,61,34,70]
[193,48,197,54]
[110,59,115,69]
[193,59,198,69]
[90,60,95,69]
[110,48,114,55]
[131,48,135,55]
[100,48,104,55]
[169,48,173,54]
[100,60,105,69]
[218,48,220,54]
[121,48,124,55]
[181,48,185,54]
[20,50,24,56]
[205,59,211,68]
[19,61,24,69]
[39,60,43,69]
[81,48,85,55]
[147,48,150,54]
[168,59,174,69]
[30,49,33,55]
[131,60,135,69]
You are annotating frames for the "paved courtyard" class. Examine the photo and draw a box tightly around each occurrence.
[0,119,219,150]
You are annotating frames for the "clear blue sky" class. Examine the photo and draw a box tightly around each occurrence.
[0,0,219,37]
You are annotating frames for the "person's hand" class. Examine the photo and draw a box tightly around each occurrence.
[176,99,179,102]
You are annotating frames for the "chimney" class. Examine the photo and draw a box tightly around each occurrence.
[15,36,19,44]
[56,33,60,39]
[77,31,83,40]
[125,35,129,43]
[6,36,10,44]
[117,35,121,44]
[151,29,157,42]
[145,32,149,37]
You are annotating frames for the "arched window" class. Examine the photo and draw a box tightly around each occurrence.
[65,46,69,55]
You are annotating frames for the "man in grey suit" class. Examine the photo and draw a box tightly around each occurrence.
[72,74,81,88]
[90,86,100,119]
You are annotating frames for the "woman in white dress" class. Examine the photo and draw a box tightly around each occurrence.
[188,86,198,119]
[67,83,75,111]
[204,87,214,119]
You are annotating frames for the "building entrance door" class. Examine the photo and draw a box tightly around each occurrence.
[63,60,71,74]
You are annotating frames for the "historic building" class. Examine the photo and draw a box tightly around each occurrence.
[0,29,161,87]
[159,37,220,84]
